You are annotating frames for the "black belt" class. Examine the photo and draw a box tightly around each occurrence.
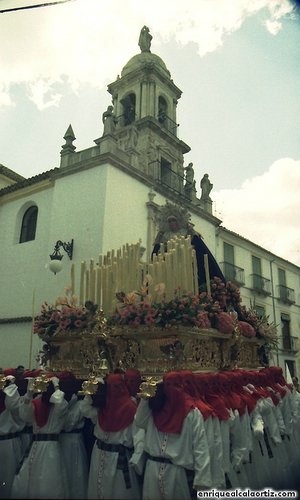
[0,432,20,440]
[61,429,82,434]
[145,452,173,465]
[145,452,195,498]
[96,439,133,489]
[33,434,59,441]
[263,430,274,459]
[258,440,264,456]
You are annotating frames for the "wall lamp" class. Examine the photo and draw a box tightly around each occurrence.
[49,239,74,274]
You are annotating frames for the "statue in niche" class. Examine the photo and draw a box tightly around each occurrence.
[152,202,225,288]
[102,105,117,136]
[200,173,213,201]
[126,125,139,150]
[138,26,152,52]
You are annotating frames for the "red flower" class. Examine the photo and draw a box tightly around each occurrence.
[239,321,256,338]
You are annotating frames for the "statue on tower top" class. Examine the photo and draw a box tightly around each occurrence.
[138,26,152,52]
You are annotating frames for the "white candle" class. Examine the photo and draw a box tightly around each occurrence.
[70,262,75,296]
[204,254,211,297]
[79,261,85,305]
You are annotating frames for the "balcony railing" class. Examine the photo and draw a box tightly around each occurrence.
[158,111,179,137]
[277,285,295,304]
[249,274,271,295]
[278,335,299,352]
[220,262,245,286]
[160,164,185,196]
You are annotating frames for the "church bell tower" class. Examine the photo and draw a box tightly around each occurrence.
[105,26,191,197]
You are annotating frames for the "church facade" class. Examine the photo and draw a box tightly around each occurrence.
[0,28,299,378]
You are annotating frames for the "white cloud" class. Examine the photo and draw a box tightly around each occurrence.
[0,84,14,107]
[264,19,282,34]
[214,158,300,266]
[0,0,295,108]
[28,79,62,110]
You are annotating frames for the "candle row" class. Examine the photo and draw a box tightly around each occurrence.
[74,237,201,314]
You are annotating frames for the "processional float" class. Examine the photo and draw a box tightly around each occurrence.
[33,235,277,394]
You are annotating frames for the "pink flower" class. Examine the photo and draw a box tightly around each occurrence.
[59,319,71,330]
[50,312,61,322]
[196,311,211,329]
[216,312,234,334]
[239,321,256,338]
[133,317,141,327]
[120,309,129,318]
[144,315,155,325]
[74,319,83,328]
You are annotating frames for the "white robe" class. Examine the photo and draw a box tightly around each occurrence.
[203,416,225,488]
[228,409,250,488]
[82,395,143,500]
[215,411,241,489]
[0,384,23,499]
[11,389,69,499]
[135,399,212,500]
[257,395,288,489]
[59,395,89,499]
[247,405,273,488]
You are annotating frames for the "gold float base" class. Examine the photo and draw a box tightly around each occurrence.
[39,325,264,378]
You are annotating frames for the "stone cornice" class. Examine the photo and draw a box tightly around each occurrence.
[108,65,182,99]
[135,116,190,154]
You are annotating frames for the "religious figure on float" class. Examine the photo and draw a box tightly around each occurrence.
[152,202,225,288]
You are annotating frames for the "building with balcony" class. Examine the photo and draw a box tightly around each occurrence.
[216,226,300,378]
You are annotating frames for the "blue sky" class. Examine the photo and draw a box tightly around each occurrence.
[0,0,300,264]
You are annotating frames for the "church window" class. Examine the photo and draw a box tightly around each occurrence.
[121,93,136,125]
[19,205,38,243]
[158,96,168,126]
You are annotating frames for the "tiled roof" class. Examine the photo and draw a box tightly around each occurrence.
[0,164,25,183]
[0,168,59,196]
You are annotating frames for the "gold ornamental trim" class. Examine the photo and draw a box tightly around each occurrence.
[39,323,263,378]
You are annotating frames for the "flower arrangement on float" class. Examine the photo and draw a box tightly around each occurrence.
[107,276,278,347]
[33,288,93,338]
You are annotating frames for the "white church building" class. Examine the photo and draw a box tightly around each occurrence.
[0,28,299,378]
